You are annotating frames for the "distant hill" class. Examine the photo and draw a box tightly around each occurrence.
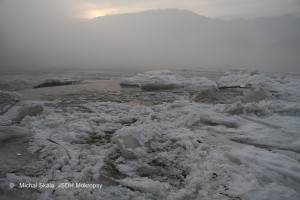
[1,9,300,71]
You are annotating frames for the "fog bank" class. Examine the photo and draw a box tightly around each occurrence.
[1,9,299,72]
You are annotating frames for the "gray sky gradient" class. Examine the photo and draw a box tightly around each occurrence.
[0,1,299,72]
[0,0,299,20]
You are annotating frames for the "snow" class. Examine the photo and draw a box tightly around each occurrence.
[1,70,300,199]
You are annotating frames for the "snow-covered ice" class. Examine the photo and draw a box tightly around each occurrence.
[0,70,299,199]
[120,70,217,91]
[34,78,80,88]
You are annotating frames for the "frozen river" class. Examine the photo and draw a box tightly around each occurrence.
[0,68,299,199]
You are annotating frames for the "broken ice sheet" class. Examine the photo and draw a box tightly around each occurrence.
[1,70,300,199]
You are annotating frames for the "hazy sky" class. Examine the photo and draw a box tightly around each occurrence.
[0,0,299,20]
[1,0,299,71]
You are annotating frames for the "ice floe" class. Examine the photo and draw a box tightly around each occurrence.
[120,70,217,91]
[34,78,80,88]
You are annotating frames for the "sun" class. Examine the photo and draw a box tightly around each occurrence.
[81,8,120,19]
[84,9,106,19]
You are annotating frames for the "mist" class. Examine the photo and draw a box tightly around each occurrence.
[1,3,300,200]
[1,8,300,72]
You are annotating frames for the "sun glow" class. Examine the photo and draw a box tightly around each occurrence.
[82,9,117,19]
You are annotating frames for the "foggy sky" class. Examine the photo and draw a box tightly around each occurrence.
[0,1,300,72]
[0,0,299,19]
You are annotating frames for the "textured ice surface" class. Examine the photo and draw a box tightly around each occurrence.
[120,70,217,91]
[0,91,22,115]
[0,70,300,199]
[1,101,44,124]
